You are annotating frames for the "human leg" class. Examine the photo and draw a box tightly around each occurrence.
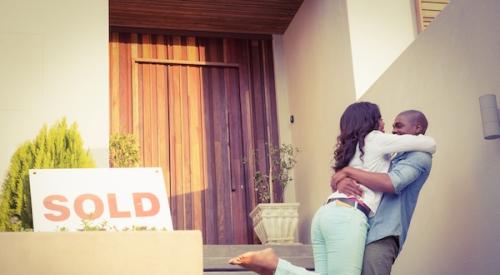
[228,248,278,275]
[229,205,369,275]
[311,206,328,274]
[253,204,345,275]
[274,258,318,275]
[317,204,369,275]
[361,236,399,275]
[229,248,317,275]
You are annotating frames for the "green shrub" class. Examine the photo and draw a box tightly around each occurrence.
[0,118,95,231]
[58,219,165,232]
[109,133,140,167]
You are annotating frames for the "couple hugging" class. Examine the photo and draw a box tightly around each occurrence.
[230,102,437,275]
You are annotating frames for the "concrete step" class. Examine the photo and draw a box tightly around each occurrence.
[203,244,314,274]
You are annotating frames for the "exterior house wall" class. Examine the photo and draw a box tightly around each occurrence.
[361,0,500,273]
[280,0,357,243]
[277,0,421,241]
[1,0,500,273]
[272,35,296,202]
[0,0,109,177]
[280,0,500,274]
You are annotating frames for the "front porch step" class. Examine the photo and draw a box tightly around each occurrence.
[203,244,314,274]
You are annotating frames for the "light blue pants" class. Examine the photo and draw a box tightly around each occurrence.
[275,203,369,275]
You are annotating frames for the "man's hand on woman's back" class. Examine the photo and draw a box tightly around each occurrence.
[336,178,363,197]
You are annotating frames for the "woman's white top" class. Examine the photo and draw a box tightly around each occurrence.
[328,130,436,216]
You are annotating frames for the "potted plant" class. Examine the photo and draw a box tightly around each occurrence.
[249,143,299,244]
[109,133,140,168]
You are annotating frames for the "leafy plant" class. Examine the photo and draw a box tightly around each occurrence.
[0,118,95,231]
[80,219,112,231]
[254,171,270,203]
[254,143,299,203]
[58,219,166,232]
[109,133,140,168]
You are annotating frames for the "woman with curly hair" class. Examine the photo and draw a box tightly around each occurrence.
[229,102,436,275]
[310,102,435,275]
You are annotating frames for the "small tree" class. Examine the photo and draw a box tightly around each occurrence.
[254,143,299,203]
[0,118,95,231]
[109,133,140,168]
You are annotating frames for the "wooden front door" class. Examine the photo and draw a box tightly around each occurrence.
[110,33,280,244]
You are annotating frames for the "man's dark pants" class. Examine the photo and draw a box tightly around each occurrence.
[361,236,400,275]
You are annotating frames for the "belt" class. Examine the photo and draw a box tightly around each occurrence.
[327,197,371,218]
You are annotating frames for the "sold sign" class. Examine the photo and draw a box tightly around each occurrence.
[29,168,173,232]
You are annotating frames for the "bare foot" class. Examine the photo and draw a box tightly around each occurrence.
[228,248,279,275]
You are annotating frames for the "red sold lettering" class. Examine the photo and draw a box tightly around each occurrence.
[108,193,131,218]
[133,192,160,217]
[42,193,161,221]
[74,194,104,220]
[43,195,70,221]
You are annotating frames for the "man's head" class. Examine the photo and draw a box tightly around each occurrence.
[392,110,428,135]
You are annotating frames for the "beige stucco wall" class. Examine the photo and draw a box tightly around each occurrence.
[0,231,203,275]
[272,35,296,202]
[281,0,356,242]
[280,0,500,273]
[360,0,500,273]
[0,0,109,179]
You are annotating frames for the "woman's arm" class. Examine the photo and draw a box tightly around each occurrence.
[345,167,394,192]
[373,132,436,155]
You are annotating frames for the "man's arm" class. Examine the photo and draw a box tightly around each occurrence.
[333,178,363,197]
[332,166,394,193]
[385,152,432,194]
[333,152,432,196]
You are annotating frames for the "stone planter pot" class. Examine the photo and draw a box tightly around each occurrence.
[249,202,299,244]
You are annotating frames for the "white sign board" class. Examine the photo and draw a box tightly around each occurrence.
[29,168,173,232]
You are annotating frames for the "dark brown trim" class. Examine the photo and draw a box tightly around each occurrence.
[110,26,273,40]
[134,57,240,68]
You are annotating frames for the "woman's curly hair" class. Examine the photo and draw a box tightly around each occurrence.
[333,102,382,172]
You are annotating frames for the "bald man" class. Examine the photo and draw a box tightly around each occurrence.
[229,110,435,275]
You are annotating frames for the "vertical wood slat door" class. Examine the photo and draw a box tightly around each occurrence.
[110,33,279,244]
